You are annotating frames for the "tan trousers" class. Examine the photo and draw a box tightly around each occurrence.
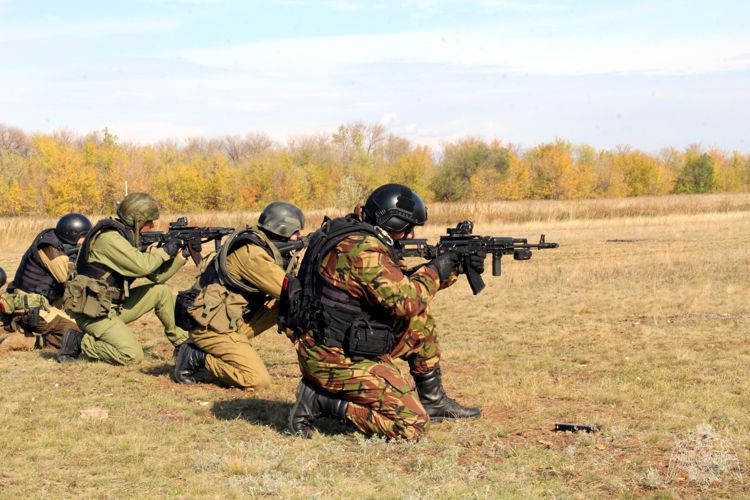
[0,307,78,351]
[189,299,278,390]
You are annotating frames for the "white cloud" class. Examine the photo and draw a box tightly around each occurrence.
[0,18,179,42]
[180,29,750,77]
[107,121,208,144]
[380,112,399,126]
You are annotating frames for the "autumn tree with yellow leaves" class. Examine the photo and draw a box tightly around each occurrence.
[0,123,748,217]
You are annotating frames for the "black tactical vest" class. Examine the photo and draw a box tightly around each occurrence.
[8,229,66,303]
[291,215,398,354]
[76,219,136,293]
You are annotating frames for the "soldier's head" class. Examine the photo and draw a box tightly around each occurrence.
[116,192,160,233]
[362,183,427,239]
[55,212,92,246]
[258,202,305,241]
[0,267,6,288]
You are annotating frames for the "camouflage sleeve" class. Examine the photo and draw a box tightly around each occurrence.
[324,235,441,319]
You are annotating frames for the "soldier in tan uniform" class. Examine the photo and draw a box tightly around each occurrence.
[173,202,305,390]
[1,213,91,352]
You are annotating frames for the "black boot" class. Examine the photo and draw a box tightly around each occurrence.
[289,378,349,438]
[173,341,207,384]
[55,329,83,363]
[414,366,481,422]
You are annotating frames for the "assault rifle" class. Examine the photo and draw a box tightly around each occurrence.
[275,237,307,256]
[393,220,559,295]
[140,217,234,265]
[63,243,81,260]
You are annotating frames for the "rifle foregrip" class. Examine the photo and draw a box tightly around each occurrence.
[492,253,501,276]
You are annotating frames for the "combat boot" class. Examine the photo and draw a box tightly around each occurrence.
[289,378,348,438]
[173,341,207,384]
[55,329,84,362]
[414,365,481,422]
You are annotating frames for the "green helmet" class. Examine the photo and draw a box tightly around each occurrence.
[116,192,160,230]
[258,202,304,239]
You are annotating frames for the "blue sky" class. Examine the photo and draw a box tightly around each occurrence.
[1,0,749,152]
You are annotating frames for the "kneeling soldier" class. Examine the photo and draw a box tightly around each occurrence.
[58,193,189,364]
[287,184,485,441]
[174,202,305,390]
[2,213,91,352]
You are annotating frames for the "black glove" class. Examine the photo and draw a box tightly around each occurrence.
[189,239,203,254]
[162,239,182,258]
[466,250,487,275]
[427,252,461,282]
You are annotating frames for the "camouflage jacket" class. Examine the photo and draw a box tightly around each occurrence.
[318,232,453,326]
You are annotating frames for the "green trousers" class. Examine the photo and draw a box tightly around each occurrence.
[75,283,188,366]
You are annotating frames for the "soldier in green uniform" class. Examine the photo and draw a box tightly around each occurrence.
[286,183,486,441]
[57,193,189,364]
[173,202,305,390]
[1,213,91,351]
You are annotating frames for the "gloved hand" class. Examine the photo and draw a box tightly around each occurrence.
[189,239,202,253]
[466,249,487,275]
[162,239,182,258]
[427,252,461,282]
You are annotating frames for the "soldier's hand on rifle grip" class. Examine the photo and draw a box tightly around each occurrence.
[428,252,461,282]
[468,249,487,275]
[162,239,182,258]
[188,239,202,254]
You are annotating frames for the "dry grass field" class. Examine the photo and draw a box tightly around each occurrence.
[1,193,748,498]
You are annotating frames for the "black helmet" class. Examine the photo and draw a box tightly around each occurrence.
[258,202,305,239]
[363,183,427,233]
[0,267,6,288]
[55,212,92,245]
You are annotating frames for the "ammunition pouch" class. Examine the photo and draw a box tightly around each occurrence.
[25,307,41,329]
[345,317,394,358]
[174,287,200,331]
[316,286,394,359]
[186,283,247,333]
[63,274,124,319]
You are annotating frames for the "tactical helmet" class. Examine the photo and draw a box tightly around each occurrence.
[258,202,305,239]
[116,192,160,229]
[55,212,93,245]
[0,267,6,288]
[363,183,427,233]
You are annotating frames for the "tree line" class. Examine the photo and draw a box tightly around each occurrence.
[0,122,747,216]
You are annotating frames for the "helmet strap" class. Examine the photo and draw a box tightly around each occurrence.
[133,216,142,247]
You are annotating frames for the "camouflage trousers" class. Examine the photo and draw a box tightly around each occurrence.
[295,308,441,441]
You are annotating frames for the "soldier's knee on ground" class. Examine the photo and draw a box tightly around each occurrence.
[116,344,145,366]
[236,369,272,390]
[396,407,430,441]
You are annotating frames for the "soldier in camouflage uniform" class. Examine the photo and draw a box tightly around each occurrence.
[173,202,305,389]
[287,183,486,441]
[1,213,91,352]
[57,193,189,364]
